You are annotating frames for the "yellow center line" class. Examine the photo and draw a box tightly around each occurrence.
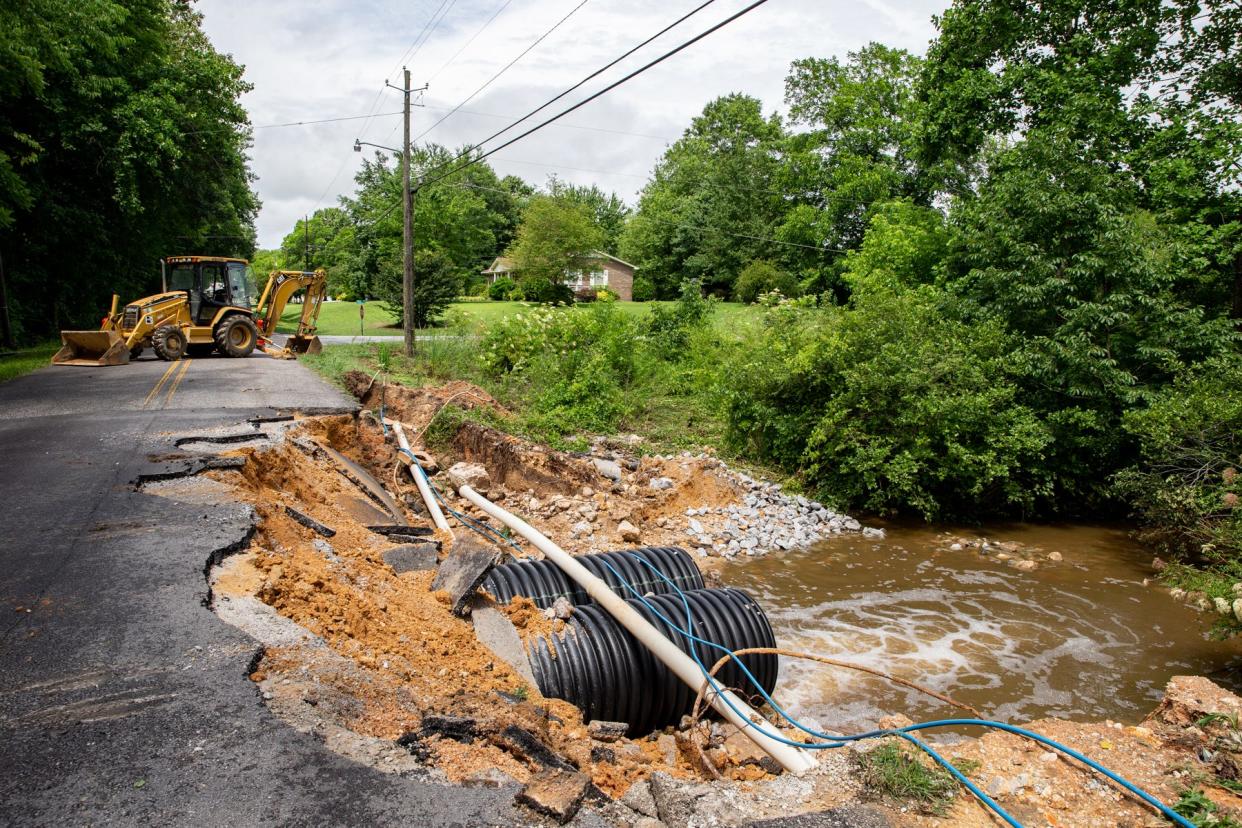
[143,362,180,407]
[163,359,193,407]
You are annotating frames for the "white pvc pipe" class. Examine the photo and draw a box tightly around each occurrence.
[455,484,818,775]
[388,419,452,535]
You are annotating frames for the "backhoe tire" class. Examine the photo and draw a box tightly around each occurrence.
[214,315,258,358]
[151,325,187,361]
[129,346,144,360]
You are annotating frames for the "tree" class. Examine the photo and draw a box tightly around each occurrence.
[278,208,364,298]
[345,144,514,300]
[506,195,605,301]
[944,129,1233,503]
[621,94,786,298]
[0,0,257,339]
[778,44,928,295]
[375,248,458,328]
[546,176,630,252]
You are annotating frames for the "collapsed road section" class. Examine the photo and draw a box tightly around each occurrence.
[134,388,877,825]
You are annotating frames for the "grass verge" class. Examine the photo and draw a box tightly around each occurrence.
[0,341,59,384]
[280,299,762,338]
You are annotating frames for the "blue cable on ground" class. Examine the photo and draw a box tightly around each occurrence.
[600,553,1195,828]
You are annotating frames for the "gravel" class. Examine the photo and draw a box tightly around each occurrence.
[674,457,878,559]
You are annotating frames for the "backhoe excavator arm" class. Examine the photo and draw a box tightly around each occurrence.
[254,269,327,358]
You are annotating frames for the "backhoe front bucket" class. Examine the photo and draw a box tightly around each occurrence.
[52,331,129,367]
[286,335,323,356]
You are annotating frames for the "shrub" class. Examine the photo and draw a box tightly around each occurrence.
[480,301,643,440]
[1115,355,1242,567]
[646,278,715,359]
[488,276,516,301]
[632,276,656,302]
[518,275,573,305]
[734,260,800,304]
[725,287,1054,519]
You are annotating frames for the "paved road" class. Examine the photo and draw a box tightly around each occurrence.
[0,353,530,826]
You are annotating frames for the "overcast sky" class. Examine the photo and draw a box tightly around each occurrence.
[196,0,949,248]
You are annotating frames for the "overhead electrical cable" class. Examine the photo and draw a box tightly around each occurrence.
[417,0,717,150]
[413,0,776,190]
[413,0,594,142]
[426,0,517,82]
[180,111,403,137]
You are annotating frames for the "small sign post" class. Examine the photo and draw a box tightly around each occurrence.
[358,299,365,338]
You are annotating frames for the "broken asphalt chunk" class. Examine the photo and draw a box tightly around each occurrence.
[516,769,590,824]
[432,536,501,617]
[419,714,478,744]
[495,724,575,772]
[383,543,440,574]
[283,506,336,538]
[367,524,434,537]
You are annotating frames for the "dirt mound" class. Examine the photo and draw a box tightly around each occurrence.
[453,421,594,497]
[341,371,506,436]
[206,417,728,799]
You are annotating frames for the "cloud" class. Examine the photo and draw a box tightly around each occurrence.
[197,0,947,248]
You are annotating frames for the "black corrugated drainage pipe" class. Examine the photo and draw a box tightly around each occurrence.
[527,587,778,736]
[482,547,704,609]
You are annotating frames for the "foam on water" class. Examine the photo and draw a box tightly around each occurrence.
[721,524,1242,732]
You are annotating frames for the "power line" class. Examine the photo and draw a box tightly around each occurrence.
[421,103,674,141]
[414,0,593,142]
[427,0,517,82]
[355,0,454,146]
[403,0,461,66]
[180,111,403,137]
[417,0,717,151]
[415,0,775,191]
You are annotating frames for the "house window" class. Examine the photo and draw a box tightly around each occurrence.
[590,270,607,286]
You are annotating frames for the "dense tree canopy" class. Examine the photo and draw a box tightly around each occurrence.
[0,0,258,342]
[620,94,787,298]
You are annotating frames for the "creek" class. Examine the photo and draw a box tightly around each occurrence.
[720,523,1242,733]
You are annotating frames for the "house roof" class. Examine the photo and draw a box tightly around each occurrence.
[479,252,638,275]
[482,256,516,274]
[589,251,638,270]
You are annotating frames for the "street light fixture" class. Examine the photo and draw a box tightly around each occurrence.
[354,139,403,155]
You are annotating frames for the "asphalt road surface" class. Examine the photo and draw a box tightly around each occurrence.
[0,352,536,826]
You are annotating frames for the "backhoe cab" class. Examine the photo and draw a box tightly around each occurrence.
[53,257,326,365]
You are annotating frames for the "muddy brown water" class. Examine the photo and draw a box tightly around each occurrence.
[719,523,1242,733]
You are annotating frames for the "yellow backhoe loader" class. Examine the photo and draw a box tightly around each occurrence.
[52,257,326,366]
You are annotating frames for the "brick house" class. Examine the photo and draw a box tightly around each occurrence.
[481,251,636,301]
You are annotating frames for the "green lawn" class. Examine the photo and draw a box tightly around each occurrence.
[281,299,761,338]
[0,341,60,384]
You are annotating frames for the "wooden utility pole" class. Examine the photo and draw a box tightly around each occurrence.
[401,66,414,357]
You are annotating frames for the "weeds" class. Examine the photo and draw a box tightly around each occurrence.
[856,742,958,815]
[1174,788,1242,827]
[950,757,981,777]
